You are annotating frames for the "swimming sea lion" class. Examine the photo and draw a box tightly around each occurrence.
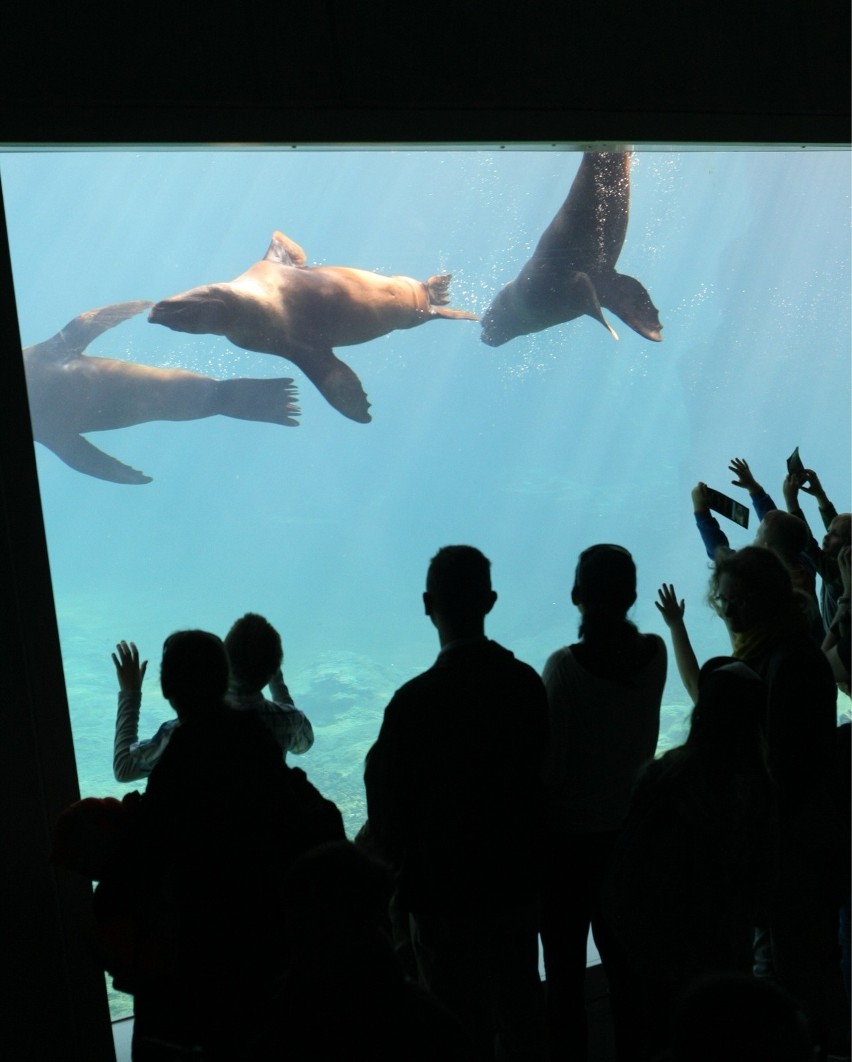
[24,301,300,484]
[480,151,663,347]
[148,231,480,423]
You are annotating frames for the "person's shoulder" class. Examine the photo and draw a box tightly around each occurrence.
[642,632,668,661]
[485,640,544,680]
[379,668,435,722]
[542,643,576,674]
[389,664,434,698]
[544,643,574,661]
[486,639,532,666]
[772,628,823,658]
[282,763,323,799]
[235,703,286,745]
[201,703,285,765]
[282,765,346,838]
[758,631,834,683]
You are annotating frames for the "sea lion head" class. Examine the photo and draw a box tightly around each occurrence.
[149,283,236,337]
[480,288,522,347]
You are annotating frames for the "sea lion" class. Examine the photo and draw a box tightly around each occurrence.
[148,231,480,423]
[24,301,300,485]
[480,150,663,347]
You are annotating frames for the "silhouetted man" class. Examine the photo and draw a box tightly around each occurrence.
[365,545,548,1061]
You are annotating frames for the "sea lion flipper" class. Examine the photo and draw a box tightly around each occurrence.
[425,274,453,306]
[55,301,154,359]
[430,305,480,322]
[598,272,663,342]
[424,274,479,321]
[215,377,301,427]
[39,430,152,485]
[295,347,371,424]
[568,272,619,340]
[264,231,308,268]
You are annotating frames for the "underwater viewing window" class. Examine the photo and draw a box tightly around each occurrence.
[1,144,849,1021]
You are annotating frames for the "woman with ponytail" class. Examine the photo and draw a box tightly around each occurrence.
[540,544,666,1061]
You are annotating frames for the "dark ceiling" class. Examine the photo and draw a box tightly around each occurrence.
[1,1,849,145]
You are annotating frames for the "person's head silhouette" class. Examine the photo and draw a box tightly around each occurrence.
[159,629,229,721]
[423,545,497,644]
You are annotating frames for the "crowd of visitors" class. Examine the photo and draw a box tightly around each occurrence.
[51,458,850,1061]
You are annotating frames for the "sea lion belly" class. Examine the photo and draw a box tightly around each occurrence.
[230,263,431,352]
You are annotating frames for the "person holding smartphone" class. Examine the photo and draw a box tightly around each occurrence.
[692,459,823,643]
[783,464,851,631]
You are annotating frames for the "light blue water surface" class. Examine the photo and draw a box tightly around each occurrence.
[2,146,850,853]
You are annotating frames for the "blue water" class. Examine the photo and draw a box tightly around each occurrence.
[1,147,850,1011]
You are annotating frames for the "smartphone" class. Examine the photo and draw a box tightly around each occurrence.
[705,486,750,529]
[787,446,805,475]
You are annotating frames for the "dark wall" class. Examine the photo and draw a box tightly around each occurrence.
[0,193,115,1057]
[1,1,849,143]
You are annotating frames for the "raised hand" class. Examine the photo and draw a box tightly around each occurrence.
[655,583,686,628]
[799,468,825,499]
[728,457,760,494]
[783,472,803,508]
[111,640,147,693]
[691,482,710,512]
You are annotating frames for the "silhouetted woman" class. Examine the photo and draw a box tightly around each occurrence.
[601,657,777,1060]
[540,543,666,1061]
[708,546,848,1055]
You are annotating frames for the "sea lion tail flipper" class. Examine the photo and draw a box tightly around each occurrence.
[570,271,619,340]
[424,275,480,321]
[599,272,663,342]
[57,301,154,357]
[425,274,453,305]
[296,347,371,424]
[430,306,480,322]
[38,431,152,485]
[264,231,308,267]
[214,377,301,427]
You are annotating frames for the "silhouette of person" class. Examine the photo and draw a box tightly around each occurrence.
[94,629,343,1062]
[364,545,548,1062]
[601,658,777,1061]
[112,612,312,782]
[540,543,666,1062]
[783,464,851,631]
[708,547,849,1054]
[824,544,851,692]
[692,462,823,642]
[690,457,780,565]
[223,612,313,756]
[831,720,852,1012]
[668,973,814,1062]
[247,840,476,1060]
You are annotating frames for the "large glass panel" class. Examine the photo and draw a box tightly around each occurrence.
[2,147,849,1013]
